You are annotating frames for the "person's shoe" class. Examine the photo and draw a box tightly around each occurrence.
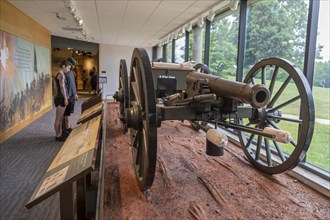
[55,135,67,142]
[62,131,70,138]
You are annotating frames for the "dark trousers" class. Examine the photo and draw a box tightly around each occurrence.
[83,80,87,90]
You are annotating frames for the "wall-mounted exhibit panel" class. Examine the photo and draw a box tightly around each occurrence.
[0,30,52,142]
[0,1,51,143]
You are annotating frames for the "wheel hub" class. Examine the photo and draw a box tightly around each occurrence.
[114,89,124,102]
[126,105,143,130]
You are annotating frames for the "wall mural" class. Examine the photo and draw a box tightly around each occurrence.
[0,30,52,136]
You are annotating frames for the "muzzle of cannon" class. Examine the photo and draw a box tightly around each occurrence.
[114,48,315,191]
[186,72,270,108]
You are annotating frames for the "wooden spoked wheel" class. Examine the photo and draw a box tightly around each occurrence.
[118,59,129,133]
[194,63,210,74]
[238,57,314,174]
[127,48,157,191]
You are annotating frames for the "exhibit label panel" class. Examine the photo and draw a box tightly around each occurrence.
[0,30,52,141]
[26,115,101,208]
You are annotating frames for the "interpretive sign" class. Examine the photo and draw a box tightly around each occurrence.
[77,102,103,124]
[0,30,52,142]
[26,115,101,209]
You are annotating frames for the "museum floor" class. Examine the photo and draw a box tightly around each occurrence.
[0,100,83,220]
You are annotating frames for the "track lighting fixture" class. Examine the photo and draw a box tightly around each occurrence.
[186,22,192,32]
[207,9,215,22]
[197,16,204,28]
[230,0,239,11]
[64,0,88,40]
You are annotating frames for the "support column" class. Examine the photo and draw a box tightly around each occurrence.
[192,25,203,63]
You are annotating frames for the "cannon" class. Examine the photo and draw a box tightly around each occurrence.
[114,48,314,191]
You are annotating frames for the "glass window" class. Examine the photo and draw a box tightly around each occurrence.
[175,36,185,63]
[166,42,172,63]
[188,30,193,61]
[244,0,308,78]
[309,0,330,172]
[209,11,239,78]
[202,25,205,63]
[241,0,314,168]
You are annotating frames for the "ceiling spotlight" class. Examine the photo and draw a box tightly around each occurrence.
[181,26,185,35]
[198,16,204,28]
[56,12,66,20]
[70,7,76,14]
[186,22,192,32]
[173,32,177,40]
[230,0,239,11]
[73,14,79,21]
[207,9,215,22]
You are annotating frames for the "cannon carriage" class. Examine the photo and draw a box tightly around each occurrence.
[114,48,314,191]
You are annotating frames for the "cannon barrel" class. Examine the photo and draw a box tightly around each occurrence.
[186,71,270,108]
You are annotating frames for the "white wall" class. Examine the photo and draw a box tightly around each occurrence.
[99,44,152,99]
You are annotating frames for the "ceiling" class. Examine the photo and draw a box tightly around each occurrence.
[8,0,230,48]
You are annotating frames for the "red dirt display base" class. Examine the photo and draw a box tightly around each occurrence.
[103,103,329,219]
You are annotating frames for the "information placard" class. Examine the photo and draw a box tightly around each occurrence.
[26,115,102,209]
[77,102,103,124]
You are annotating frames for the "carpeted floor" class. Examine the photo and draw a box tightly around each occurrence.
[0,100,83,220]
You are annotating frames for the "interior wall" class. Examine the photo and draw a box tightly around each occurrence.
[99,44,152,99]
[0,1,51,143]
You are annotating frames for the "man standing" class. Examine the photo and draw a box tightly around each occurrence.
[62,57,78,137]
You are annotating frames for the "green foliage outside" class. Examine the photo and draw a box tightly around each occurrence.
[314,60,330,88]
[204,0,329,171]
[280,121,330,171]
[245,0,311,69]
[209,13,238,78]
[166,42,172,63]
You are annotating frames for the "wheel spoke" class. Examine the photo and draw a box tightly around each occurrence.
[265,138,272,166]
[255,136,262,160]
[268,66,279,95]
[266,114,302,124]
[245,134,255,148]
[251,77,256,85]
[245,122,252,127]
[261,66,266,86]
[273,141,286,162]
[120,77,123,88]
[266,118,281,129]
[132,66,138,83]
[131,82,141,104]
[268,76,292,107]
[290,139,297,148]
[268,95,300,113]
